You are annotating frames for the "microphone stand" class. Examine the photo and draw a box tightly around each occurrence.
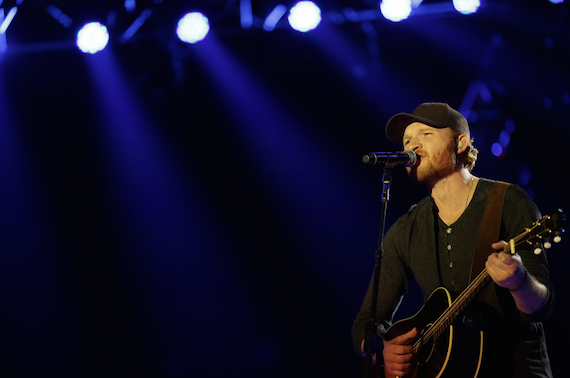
[362,166,393,378]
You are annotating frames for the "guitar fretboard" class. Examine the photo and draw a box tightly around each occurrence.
[412,230,526,353]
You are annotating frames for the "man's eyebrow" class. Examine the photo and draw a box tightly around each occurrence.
[403,126,437,142]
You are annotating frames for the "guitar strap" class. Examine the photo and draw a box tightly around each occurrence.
[469,180,510,282]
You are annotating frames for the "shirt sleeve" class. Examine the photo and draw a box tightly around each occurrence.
[501,185,555,322]
[351,206,417,356]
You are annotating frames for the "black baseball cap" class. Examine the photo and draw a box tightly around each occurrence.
[385,102,470,144]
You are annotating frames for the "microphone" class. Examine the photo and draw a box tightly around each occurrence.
[362,150,417,167]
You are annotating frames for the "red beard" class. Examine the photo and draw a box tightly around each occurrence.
[407,140,458,185]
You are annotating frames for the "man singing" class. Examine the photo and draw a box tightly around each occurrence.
[352,103,555,377]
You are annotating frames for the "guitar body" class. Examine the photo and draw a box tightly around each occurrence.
[382,287,483,378]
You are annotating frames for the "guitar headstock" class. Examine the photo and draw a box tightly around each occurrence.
[524,208,565,255]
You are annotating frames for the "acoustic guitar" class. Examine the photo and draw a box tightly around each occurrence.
[380,209,565,378]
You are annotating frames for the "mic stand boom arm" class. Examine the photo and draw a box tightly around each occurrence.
[362,166,393,378]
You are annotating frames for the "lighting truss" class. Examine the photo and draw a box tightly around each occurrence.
[0,0,531,55]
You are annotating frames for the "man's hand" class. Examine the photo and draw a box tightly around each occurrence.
[486,241,526,291]
[382,327,418,377]
[486,240,548,314]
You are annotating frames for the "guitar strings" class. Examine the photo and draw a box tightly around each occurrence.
[412,226,537,351]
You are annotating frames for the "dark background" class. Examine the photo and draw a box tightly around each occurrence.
[0,1,568,377]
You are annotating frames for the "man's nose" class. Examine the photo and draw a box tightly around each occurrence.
[406,141,421,152]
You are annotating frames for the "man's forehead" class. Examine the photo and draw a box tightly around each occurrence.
[402,123,440,138]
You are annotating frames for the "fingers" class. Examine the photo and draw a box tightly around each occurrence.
[497,251,517,263]
[486,251,526,290]
[393,327,418,345]
[487,250,521,269]
[384,349,415,377]
[383,328,418,377]
[491,240,507,251]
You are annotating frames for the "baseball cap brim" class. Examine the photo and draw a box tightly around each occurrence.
[385,113,450,144]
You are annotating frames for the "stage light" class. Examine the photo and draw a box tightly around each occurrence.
[288,1,321,33]
[76,22,109,54]
[563,92,570,105]
[519,168,531,188]
[263,5,287,32]
[543,96,553,109]
[240,0,253,29]
[498,129,511,148]
[380,0,412,22]
[125,0,136,13]
[452,0,480,15]
[491,142,503,158]
[119,8,153,42]
[0,6,18,34]
[46,5,72,28]
[176,12,210,44]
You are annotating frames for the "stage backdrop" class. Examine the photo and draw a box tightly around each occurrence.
[1,1,568,377]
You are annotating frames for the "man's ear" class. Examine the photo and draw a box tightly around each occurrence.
[457,134,469,153]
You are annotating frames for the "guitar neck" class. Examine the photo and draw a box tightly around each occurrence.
[413,269,491,353]
[409,209,565,355]
[413,241,516,352]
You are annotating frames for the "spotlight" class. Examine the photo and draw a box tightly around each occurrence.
[380,0,412,22]
[452,0,480,15]
[76,22,109,54]
[288,1,321,33]
[176,12,210,44]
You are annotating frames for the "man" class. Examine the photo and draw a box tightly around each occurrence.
[352,103,554,377]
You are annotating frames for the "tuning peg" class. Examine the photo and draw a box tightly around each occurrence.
[553,235,562,243]
[544,242,552,249]
[534,247,543,255]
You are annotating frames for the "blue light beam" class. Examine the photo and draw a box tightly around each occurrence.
[0,6,18,34]
[119,8,153,42]
[240,0,253,29]
[263,5,287,32]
